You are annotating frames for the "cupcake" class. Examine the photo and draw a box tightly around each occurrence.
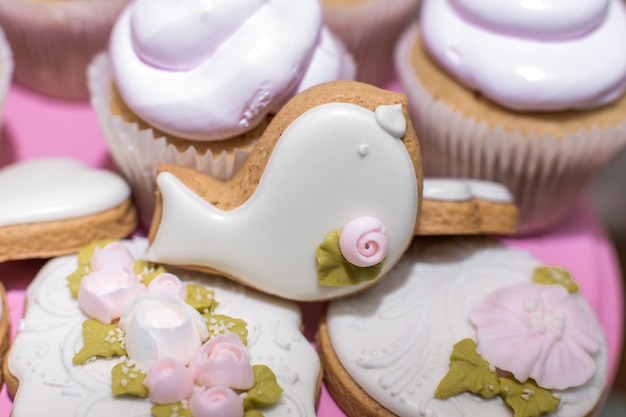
[89,0,356,227]
[321,0,420,86]
[0,0,128,100]
[395,0,626,234]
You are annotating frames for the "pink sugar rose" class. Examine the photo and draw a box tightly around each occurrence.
[469,282,604,390]
[91,242,135,271]
[77,268,147,324]
[189,386,243,417]
[147,272,188,299]
[339,216,388,267]
[190,333,254,390]
[143,357,194,404]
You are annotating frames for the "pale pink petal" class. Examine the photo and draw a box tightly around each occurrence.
[189,386,243,417]
[91,242,136,271]
[77,268,147,324]
[190,333,254,390]
[147,273,188,299]
[339,217,388,267]
[143,357,194,404]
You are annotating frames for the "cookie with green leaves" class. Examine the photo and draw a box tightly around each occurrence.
[318,237,606,417]
[6,238,320,417]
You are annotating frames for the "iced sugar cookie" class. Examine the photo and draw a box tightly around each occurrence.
[5,238,319,417]
[318,237,607,417]
[147,81,518,301]
[0,158,137,262]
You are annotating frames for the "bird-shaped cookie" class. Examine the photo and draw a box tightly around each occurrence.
[147,81,517,301]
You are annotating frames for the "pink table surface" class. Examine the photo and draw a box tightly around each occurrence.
[0,84,624,417]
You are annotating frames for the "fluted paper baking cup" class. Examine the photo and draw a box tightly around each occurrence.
[322,0,420,86]
[88,53,253,229]
[396,29,626,234]
[0,0,128,100]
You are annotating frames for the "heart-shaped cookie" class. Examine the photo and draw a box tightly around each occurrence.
[0,158,137,262]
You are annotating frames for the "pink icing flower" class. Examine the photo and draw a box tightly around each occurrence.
[91,242,135,271]
[190,333,254,390]
[147,272,188,299]
[77,268,147,324]
[143,357,194,404]
[339,216,388,267]
[469,282,604,390]
[189,385,243,417]
[119,293,209,370]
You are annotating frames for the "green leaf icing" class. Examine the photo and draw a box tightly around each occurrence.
[316,230,382,286]
[111,360,147,397]
[244,410,265,417]
[204,313,249,344]
[133,260,168,285]
[72,320,126,365]
[435,338,501,399]
[243,365,283,411]
[67,239,115,298]
[532,266,579,294]
[185,283,217,313]
[500,377,560,417]
[152,402,192,417]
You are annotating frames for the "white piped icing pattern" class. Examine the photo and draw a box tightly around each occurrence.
[0,158,130,227]
[326,239,607,417]
[109,0,355,141]
[8,238,319,417]
[420,0,626,111]
[148,102,419,301]
[423,179,513,203]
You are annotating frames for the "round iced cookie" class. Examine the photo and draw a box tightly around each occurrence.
[318,237,607,417]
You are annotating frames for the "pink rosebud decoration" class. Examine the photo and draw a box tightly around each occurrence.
[190,333,254,390]
[469,282,604,390]
[147,273,188,299]
[143,357,194,404]
[189,386,243,417]
[77,268,147,324]
[339,216,389,267]
[91,242,135,271]
[119,293,209,370]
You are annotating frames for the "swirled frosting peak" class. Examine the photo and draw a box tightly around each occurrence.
[421,0,626,111]
[109,0,355,141]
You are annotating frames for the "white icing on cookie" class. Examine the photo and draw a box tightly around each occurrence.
[149,102,419,301]
[326,239,607,417]
[0,158,131,227]
[8,238,319,417]
[423,179,513,203]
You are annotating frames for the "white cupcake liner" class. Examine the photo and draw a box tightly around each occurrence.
[396,27,626,234]
[88,53,252,228]
[322,0,420,86]
[0,0,128,100]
